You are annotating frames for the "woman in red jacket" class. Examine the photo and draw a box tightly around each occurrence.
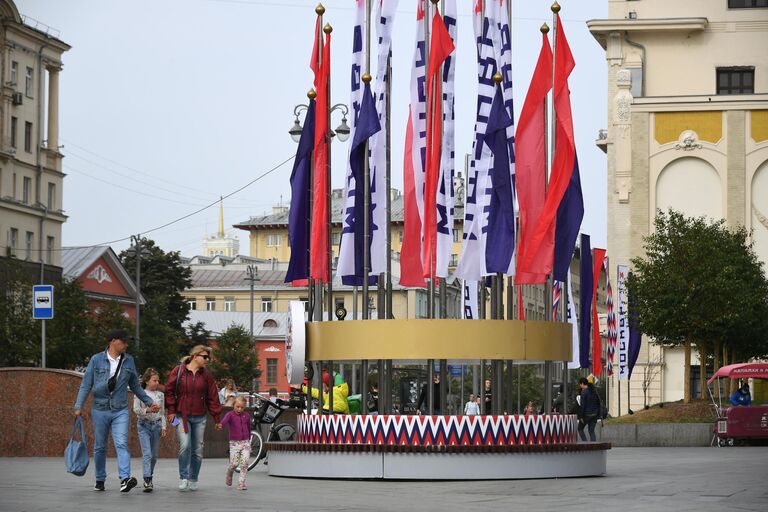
[165,345,222,491]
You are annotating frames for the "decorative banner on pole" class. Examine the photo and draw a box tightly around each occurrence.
[578,234,592,369]
[399,0,427,287]
[566,272,580,369]
[310,26,331,283]
[591,247,607,376]
[286,300,307,386]
[462,279,478,320]
[628,270,643,380]
[604,255,617,376]
[617,264,629,380]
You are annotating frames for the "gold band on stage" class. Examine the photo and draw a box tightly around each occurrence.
[306,319,572,361]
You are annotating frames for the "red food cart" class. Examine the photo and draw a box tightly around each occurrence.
[707,362,768,447]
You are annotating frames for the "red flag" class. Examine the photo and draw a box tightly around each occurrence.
[311,30,331,283]
[514,33,552,285]
[400,107,426,287]
[422,10,454,278]
[591,247,607,376]
[517,284,526,320]
[519,14,576,281]
[310,17,321,88]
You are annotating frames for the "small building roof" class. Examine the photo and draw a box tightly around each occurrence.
[61,246,145,304]
[184,310,289,338]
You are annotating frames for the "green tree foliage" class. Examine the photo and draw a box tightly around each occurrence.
[181,321,212,357]
[45,279,92,369]
[120,238,192,375]
[626,210,768,402]
[0,263,37,366]
[209,323,260,391]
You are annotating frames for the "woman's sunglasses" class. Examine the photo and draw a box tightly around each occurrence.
[197,354,210,360]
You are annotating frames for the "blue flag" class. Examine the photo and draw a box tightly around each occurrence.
[579,233,592,369]
[627,271,642,379]
[341,82,381,286]
[285,100,315,284]
[553,154,584,282]
[484,86,515,274]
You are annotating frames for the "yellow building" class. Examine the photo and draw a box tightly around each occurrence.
[0,1,69,274]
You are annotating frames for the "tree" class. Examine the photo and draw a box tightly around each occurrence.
[45,279,92,369]
[181,321,212,357]
[627,210,768,403]
[120,238,192,375]
[0,263,37,366]
[208,324,260,391]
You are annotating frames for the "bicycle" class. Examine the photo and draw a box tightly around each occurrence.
[235,396,299,472]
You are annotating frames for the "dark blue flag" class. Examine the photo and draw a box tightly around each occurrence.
[579,233,592,369]
[285,100,315,283]
[484,86,515,274]
[553,154,584,282]
[341,82,381,286]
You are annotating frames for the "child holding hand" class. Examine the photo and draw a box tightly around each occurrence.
[220,395,252,490]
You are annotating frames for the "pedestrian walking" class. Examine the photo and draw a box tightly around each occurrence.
[220,396,252,491]
[166,345,223,491]
[73,329,160,492]
[133,368,167,492]
[577,377,601,442]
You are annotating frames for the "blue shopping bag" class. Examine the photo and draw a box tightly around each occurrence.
[64,416,89,476]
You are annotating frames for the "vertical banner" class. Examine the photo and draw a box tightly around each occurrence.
[566,272,580,369]
[591,247,607,377]
[617,264,629,380]
[578,234,592,369]
[462,279,478,320]
[604,255,617,376]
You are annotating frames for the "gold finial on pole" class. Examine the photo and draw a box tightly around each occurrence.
[323,23,332,34]
[430,0,438,4]
[315,3,325,15]
[308,88,317,99]
[540,23,550,34]
[362,73,372,84]
[493,72,503,85]
[551,2,561,14]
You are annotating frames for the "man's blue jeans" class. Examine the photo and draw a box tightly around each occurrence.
[137,419,162,479]
[92,408,130,481]
[175,415,206,481]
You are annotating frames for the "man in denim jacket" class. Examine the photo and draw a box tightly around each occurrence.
[74,329,159,492]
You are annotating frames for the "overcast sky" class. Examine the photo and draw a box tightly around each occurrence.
[20,0,608,257]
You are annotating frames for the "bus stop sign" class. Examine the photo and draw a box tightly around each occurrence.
[33,285,54,320]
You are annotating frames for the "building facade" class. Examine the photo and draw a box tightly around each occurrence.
[589,0,768,413]
[202,200,240,258]
[0,0,69,273]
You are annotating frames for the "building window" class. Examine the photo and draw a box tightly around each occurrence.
[266,234,281,247]
[449,253,458,267]
[10,117,17,148]
[266,358,278,385]
[716,67,754,95]
[224,296,235,312]
[25,231,33,260]
[728,0,768,7]
[205,297,216,311]
[46,236,54,264]
[261,297,272,312]
[25,67,33,97]
[24,122,32,153]
[187,298,197,310]
[453,229,460,243]
[9,228,18,256]
[332,231,340,245]
[399,230,404,243]
[47,183,56,210]
[10,61,17,85]
[22,177,31,204]
[263,319,278,328]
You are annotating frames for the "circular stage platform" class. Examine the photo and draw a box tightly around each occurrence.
[267,414,610,480]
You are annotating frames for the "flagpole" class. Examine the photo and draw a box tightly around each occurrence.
[384,45,393,414]
[313,4,325,327]
[324,21,334,324]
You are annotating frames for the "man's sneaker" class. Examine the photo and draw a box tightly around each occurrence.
[94,481,105,492]
[143,480,153,493]
[188,481,198,491]
[178,479,189,491]
[119,477,137,493]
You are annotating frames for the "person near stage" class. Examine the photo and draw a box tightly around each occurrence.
[417,374,442,415]
[73,329,160,493]
[577,377,601,442]
[303,371,350,414]
[166,345,223,491]
[483,379,493,414]
[464,394,480,416]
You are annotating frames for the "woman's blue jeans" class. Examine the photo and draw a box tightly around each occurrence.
[175,415,206,481]
[137,419,162,478]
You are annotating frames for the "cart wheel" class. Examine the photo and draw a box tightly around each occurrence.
[718,438,727,447]
[727,438,735,447]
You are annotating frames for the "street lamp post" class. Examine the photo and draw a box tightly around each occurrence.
[245,265,260,393]
[126,235,150,351]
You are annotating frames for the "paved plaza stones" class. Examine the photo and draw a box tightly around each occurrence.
[0,447,766,511]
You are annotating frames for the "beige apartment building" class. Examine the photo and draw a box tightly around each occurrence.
[589,0,768,413]
[0,0,69,274]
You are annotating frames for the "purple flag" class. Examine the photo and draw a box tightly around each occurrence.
[285,100,315,284]
[579,233,592,369]
[484,86,516,274]
[341,81,381,286]
[553,154,584,282]
[628,271,642,379]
